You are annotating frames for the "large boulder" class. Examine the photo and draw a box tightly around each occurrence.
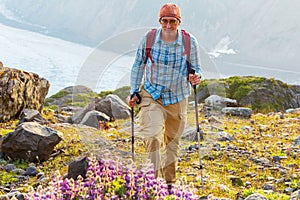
[72,94,130,125]
[71,100,96,124]
[205,95,237,109]
[1,122,63,162]
[197,76,300,112]
[94,94,130,120]
[0,66,50,122]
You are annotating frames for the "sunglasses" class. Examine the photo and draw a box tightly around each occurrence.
[160,19,178,25]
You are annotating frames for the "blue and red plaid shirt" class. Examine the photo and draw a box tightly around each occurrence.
[130,28,201,106]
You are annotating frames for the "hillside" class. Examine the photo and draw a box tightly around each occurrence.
[0,102,299,199]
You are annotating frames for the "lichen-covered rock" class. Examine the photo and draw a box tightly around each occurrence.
[222,107,253,118]
[0,66,50,122]
[197,76,300,112]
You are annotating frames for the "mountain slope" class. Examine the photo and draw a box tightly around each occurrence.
[0,0,299,70]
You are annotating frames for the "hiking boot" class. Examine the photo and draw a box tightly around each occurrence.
[167,184,173,194]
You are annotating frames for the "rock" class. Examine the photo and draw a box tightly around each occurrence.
[25,166,38,176]
[71,101,96,124]
[17,109,49,126]
[46,85,96,108]
[198,77,300,112]
[273,156,281,163]
[230,176,243,186]
[262,182,276,191]
[3,164,16,172]
[293,136,300,147]
[244,193,267,200]
[1,122,63,162]
[1,191,25,200]
[205,95,237,109]
[239,79,300,110]
[284,187,294,195]
[0,66,50,122]
[286,108,300,113]
[290,189,300,200]
[216,131,235,141]
[95,94,130,120]
[80,110,110,129]
[66,156,88,180]
[221,107,253,118]
[196,81,227,104]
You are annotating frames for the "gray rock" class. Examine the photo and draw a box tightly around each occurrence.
[290,189,300,200]
[3,164,16,172]
[25,166,38,176]
[293,135,300,147]
[80,110,110,129]
[284,187,294,195]
[1,122,63,162]
[216,131,235,141]
[262,182,276,191]
[286,108,300,113]
[17,109,49,126]
[205,95,237,109]
[95,94,130,119]
[71,101,95,124]
[222,107,253,118]
[66,156,88,180]
[244,193,267,200]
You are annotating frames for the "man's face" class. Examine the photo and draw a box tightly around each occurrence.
[159,17,180,32]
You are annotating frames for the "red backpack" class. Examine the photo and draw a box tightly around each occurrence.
[143,29,192,76]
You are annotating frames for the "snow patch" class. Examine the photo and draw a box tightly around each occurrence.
[208,36,237,58]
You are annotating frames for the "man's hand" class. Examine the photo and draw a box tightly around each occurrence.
[189,73,201,85]
[127,92,141,107]
[127,95,139,107]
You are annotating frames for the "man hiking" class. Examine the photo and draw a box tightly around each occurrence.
[127,3,201,191]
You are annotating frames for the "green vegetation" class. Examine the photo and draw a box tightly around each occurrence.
[99,86,130,102]
[196,76,294,112]
[49,89,69,99]
[0,106,299,199]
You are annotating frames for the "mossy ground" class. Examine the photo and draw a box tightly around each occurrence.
[0,106,299,199]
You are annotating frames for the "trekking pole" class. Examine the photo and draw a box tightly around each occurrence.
[130,93,141,162]
[190,69,204,193]
[130,107,135,161]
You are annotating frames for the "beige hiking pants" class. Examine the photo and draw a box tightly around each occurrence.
[138,89,187,185]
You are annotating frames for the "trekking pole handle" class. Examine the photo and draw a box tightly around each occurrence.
[130,92,142,104]
[190,69,197,90]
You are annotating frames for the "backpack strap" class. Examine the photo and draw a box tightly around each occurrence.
[181,29,192,75]
[143,29,192,82]
[144,28,157,64]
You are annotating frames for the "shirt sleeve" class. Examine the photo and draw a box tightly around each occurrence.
[189,34,201,75]
[130,34,147,94]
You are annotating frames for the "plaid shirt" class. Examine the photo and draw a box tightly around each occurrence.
[130,28,201,106]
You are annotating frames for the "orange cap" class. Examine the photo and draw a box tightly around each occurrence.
[159,3,181,22]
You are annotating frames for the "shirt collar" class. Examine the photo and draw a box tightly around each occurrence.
[155,28,182,46]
